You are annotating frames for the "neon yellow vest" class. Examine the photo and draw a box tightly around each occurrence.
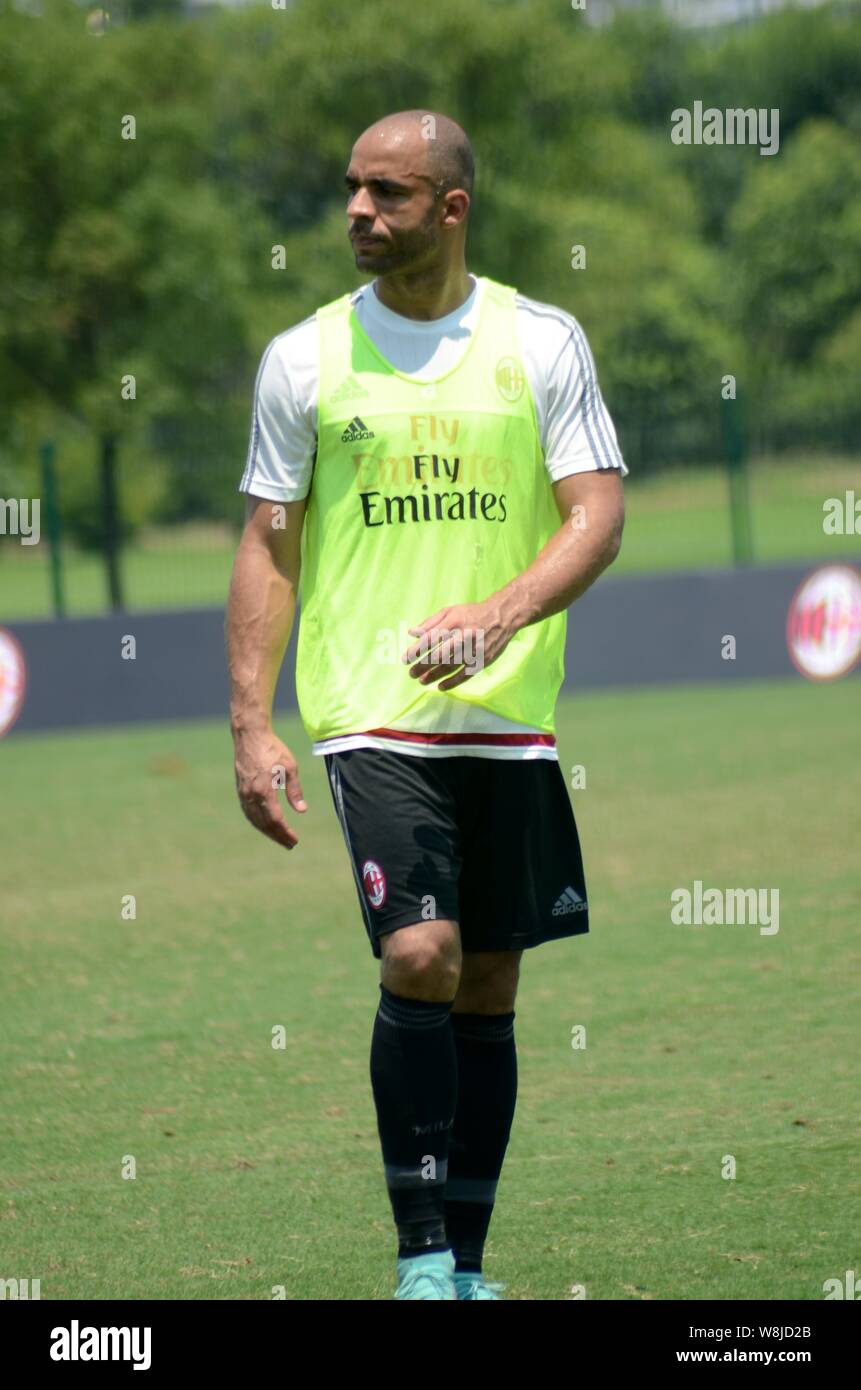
[296,276,566,743]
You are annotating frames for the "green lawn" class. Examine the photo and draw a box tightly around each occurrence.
[613,455,860,574]
[1,456,858,621]
[1,679,858,1299]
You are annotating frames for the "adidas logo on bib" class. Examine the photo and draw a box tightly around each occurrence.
[552,886,587,916]
[341,415,375,442]
[330,375,369,403]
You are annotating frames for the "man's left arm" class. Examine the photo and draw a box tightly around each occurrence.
[403,470,624,688]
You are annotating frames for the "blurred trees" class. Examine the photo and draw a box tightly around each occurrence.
[726,119,861,449]
[1,0,860,543]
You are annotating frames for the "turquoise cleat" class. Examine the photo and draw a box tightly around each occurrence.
[395,1249,457,1300]
[453,1271,505,1300]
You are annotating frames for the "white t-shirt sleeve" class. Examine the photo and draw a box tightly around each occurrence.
[239,320,318,502]
[517,296,628,481]
[544,318,628,480]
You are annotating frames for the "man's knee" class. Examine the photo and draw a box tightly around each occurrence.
[453,951,522,1014]
[380,920,462,1001]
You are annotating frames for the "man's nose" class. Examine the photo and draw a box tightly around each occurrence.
[347,187,375,221]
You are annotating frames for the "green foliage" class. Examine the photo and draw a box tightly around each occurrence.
[58,441,169,552]
[725,118,861,448]
[1,0,860,526]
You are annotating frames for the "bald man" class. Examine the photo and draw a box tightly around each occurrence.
[227,110,627,1300]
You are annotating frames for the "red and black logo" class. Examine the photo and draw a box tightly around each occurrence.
[361,859,387,909]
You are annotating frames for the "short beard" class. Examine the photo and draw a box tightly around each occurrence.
[356,213,439,277]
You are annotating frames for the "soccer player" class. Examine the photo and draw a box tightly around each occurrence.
[226,110,626,1300]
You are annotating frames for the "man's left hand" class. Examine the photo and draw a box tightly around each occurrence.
[402,600,516,691]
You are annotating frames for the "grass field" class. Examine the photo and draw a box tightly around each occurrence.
[2,678,858,1300]
[1,456,858,621]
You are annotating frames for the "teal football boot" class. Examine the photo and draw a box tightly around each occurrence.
[395,1249,457,1300]
[453,1271,505,1300]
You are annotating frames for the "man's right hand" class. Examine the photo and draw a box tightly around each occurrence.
[233,730,307,850]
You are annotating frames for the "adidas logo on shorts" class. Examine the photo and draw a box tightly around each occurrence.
[340,415,375,442]
[552,886,587,917]
[330,375,369,403]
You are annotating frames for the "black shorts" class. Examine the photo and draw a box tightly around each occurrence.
[323,748,589,958]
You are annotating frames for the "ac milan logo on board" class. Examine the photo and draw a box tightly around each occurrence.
[786,565,861,682]
[362,859,387,909]
[0,628,26,737]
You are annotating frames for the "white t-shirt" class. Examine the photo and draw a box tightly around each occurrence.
[240,275,627,760]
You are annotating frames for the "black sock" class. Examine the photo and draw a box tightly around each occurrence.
[370,984,457,1260]
[444,1010,517,1273]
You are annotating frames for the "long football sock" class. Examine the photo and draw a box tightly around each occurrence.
[370,985,457,1259]
[444,1010,517,1272]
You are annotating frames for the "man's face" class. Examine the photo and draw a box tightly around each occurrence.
[345,131,443,275]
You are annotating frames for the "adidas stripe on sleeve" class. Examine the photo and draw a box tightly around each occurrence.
[239,316,318,502]
[516,295,628,481]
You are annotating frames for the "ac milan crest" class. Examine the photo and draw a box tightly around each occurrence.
[361,859,387,909]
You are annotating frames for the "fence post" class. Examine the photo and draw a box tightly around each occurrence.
[39,439,66,618]
[99,433,124,611]
[721,387,754,567]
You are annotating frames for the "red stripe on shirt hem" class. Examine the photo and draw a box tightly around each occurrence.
[358,728,557,747]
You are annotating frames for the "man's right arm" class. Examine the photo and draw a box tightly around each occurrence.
[226,494,308,849]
